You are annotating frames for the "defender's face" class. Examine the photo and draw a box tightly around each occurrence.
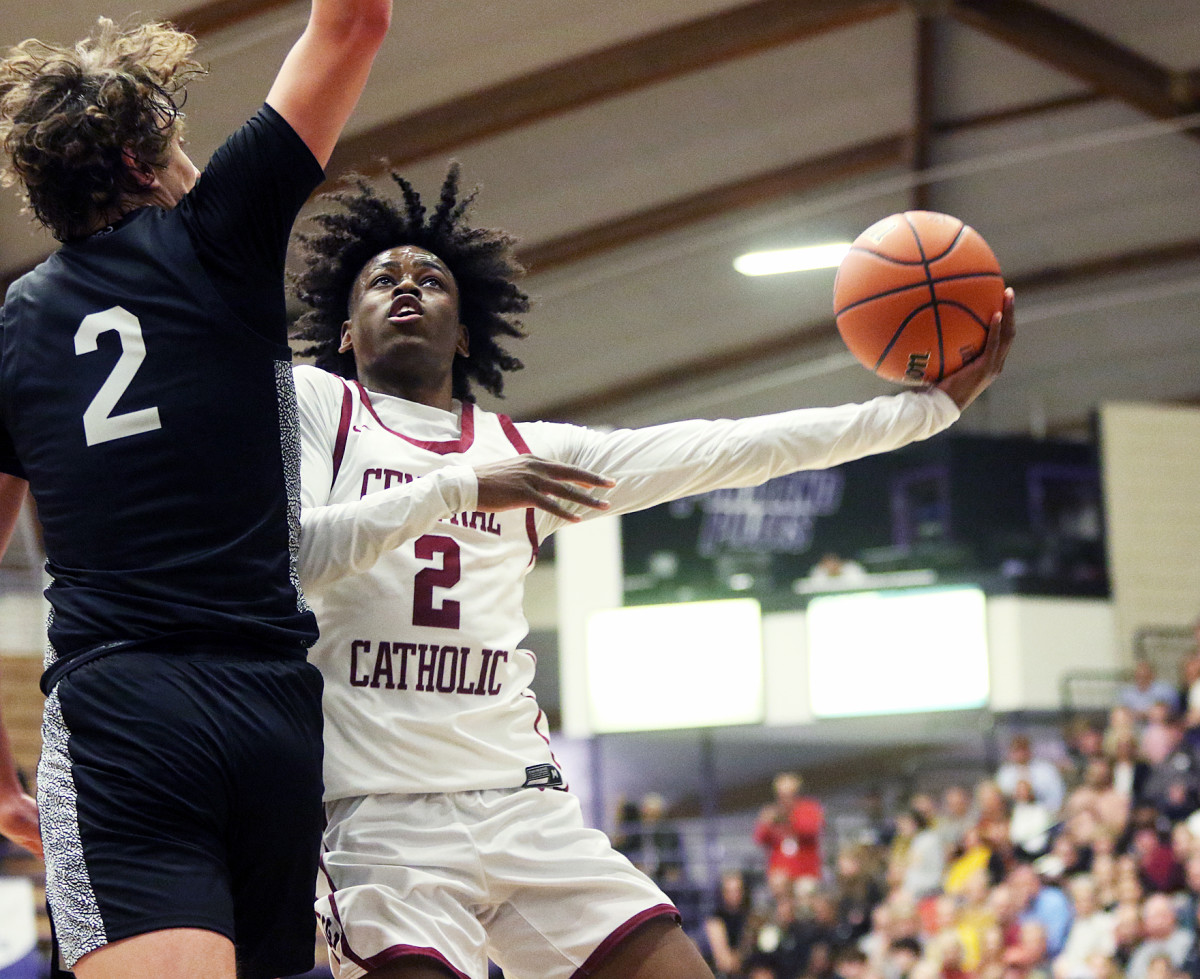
[341,246,467,398]
[154,136,200,207]
[119,134,199,218]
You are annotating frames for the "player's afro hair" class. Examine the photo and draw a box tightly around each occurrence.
[291,163,526,402]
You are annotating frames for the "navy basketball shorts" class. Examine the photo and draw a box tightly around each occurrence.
[37,648,325,978]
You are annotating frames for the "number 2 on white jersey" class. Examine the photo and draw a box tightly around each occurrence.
[413,535,461,629]
[75,306,162,447]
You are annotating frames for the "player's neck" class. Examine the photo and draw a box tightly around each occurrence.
[359,370,454,413]
[83,197,153,235]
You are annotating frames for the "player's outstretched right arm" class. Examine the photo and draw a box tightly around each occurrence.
[266,0,392,167]
[509,287,1015,529]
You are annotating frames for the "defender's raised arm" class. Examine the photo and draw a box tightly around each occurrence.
[267,0,392,167]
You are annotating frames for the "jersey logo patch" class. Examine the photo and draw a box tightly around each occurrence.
[522,764,563,788]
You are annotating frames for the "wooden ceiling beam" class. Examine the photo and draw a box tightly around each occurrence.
[172,0,298,37]
[0,79,1179,295]
[533,236,1200,421]
[517,136,909,275]
[911,13,940,212]
[2,134,911,293]
[533,315,841,424]
[949,0,1196,118]
[935,91,1101,133]
[1007,239,1200,292]
[327,0,902,176]
[1184,68,1200,109]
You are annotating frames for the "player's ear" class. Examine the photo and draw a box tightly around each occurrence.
[455,323,469,358]
[121,146,157,190]
[338,321,354,354]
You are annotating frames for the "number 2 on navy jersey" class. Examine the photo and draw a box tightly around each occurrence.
[413,535,461,628]
[75,306,162,447]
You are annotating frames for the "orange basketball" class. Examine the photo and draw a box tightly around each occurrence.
[833,211,1004,384]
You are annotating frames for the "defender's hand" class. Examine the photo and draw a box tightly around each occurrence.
[0,787,41,859]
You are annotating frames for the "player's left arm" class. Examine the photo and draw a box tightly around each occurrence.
[0,475,40,858]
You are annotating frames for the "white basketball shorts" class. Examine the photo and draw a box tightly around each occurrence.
[316,787,680,979]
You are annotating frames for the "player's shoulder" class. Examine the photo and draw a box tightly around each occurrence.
[3,265,30,302]
[293,362,346,388]
[195,105,321,197]
[293,363,342,383]
[5,253,55,301]
[506,417,594,459]
[1,256,76,331]
[293,364,350,407]
[0,279,15,326]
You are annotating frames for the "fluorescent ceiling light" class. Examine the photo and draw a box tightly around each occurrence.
[734,242,852,276]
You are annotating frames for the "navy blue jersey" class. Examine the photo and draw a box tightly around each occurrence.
[0,105,322,683]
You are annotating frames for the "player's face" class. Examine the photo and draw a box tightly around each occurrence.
[341,246,468,406]
[120,133,198,219]
[151,136,200,207]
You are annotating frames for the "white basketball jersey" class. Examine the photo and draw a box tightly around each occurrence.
[294,364,960,800]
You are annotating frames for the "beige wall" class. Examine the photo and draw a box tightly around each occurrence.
[0,591,46,657]
[0,655,43,779]
[1099,402,1200,661]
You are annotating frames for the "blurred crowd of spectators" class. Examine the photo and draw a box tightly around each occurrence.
[615,648,1200,979]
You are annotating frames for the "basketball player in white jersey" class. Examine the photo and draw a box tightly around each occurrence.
[290,165,1016,979]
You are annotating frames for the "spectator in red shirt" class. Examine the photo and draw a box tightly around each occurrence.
[755,772,825,885]
[1131,826,1184,893]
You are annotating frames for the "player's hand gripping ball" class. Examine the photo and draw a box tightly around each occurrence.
[833,210,1005,384]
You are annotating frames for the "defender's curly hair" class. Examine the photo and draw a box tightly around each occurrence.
[292,164,526,402]
[0,18,205,240]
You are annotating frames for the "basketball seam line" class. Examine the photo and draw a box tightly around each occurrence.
[832,271,1004,316]
[833,271,1004,315]
[872,305,927,373]
[909,215,946,381]
[846,221,969,265]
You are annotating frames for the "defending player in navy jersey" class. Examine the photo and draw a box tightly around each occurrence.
[0,3,391,977]
[290,166,1016,979]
